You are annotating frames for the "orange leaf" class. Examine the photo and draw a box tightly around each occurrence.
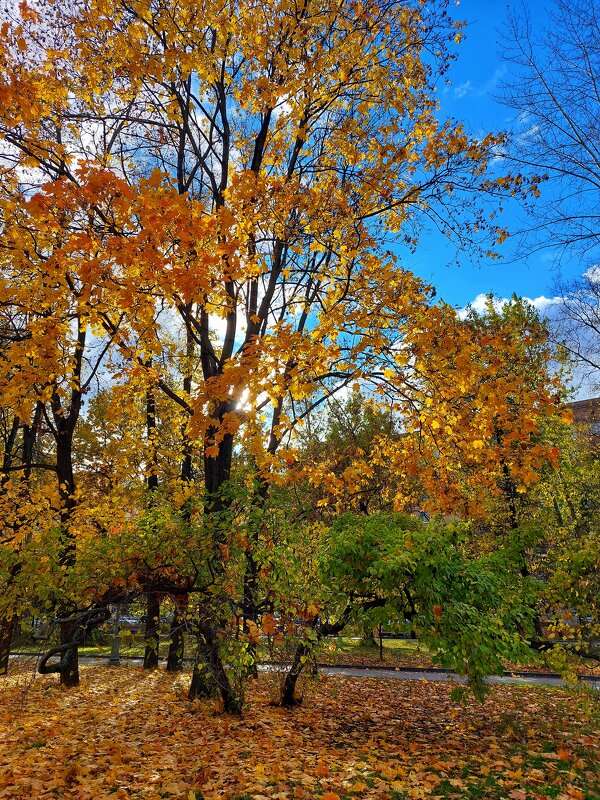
[508,791,527,800]
[261,613,278,635]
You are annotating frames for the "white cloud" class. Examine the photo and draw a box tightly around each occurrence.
[454,80,472,98]
[457,293,562,319]
[584,264,600,283]
[529,295,563,312]
[452,67,507,100]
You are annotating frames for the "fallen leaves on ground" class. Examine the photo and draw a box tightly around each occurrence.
[0,665,598,799]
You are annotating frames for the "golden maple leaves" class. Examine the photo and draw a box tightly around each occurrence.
[0,0,550,483]
[0,0,569,633]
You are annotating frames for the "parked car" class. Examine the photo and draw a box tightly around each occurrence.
[119,616,143,633]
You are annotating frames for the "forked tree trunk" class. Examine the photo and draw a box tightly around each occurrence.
[279,606,361,707]
[192,623,242,714]
[188,661,214,700]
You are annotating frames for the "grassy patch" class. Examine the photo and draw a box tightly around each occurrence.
[317,636,434,669]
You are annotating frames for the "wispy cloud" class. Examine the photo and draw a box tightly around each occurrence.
[454,80,472,99]
[452,66,507,100]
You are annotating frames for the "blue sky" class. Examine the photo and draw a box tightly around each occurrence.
[407,0,584,313]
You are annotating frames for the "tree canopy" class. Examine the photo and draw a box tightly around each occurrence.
[0,0,578,711]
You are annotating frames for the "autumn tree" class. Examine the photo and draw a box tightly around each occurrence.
[0,167,128,685]
[0,0,561,710]
[292,391,402,517]
[506,414,600,665]
[0,308,47,673]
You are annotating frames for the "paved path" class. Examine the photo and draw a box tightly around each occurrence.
[316,665,600,689]
[9,653,600,690]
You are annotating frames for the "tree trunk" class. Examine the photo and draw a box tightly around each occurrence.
[201,625,242,714]
[203,425,234,518]
[281,641,312,707]
[166,594,187,672]
[169,345,193,676]
[242,548,260,678]
[56,427,79,688]
[279,605,359,707]
[0,407,42,677]
[186,429,239,705]
[188,616,242,713]
[59,619,79,688]
[188,662,214,700]
[359,620,378,648]
[143,593,160,669]
[0,615,17,676]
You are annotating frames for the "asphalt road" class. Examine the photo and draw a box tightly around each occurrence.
[9,653,599,689]
[315,665,600,689]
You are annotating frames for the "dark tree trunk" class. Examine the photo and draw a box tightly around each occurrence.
[59,619,79,688]
[166,594,187,672]
[56,434,77,535]
[168,348,193,675]
[143,593,160,669]
[242,535,260,678]
[203,425,234,518]
[199,623,242,714]
[242,474,271,677]
[186,428,240,708]
[0,418,20,677]
[143,382,161,670]
[279,605,366,707]
[0,406,43,676]
[56,424,79,688]
[188,662,215,700]
[281,641,311,707]
[146,383,159,494]
[0,615,17,675]
[188,607,242,713]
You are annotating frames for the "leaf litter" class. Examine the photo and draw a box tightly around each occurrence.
[0,665,597,800]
